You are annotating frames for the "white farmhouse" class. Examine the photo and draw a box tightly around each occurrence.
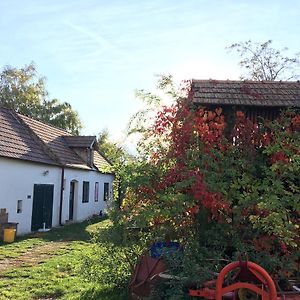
[0,107,114,235]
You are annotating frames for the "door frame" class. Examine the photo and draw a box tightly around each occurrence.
[69,180,78,221]
[31,184,54,231]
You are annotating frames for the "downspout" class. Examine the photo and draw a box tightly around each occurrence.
[59,167,65,226]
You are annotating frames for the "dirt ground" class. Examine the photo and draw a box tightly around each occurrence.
[0,241,70,272]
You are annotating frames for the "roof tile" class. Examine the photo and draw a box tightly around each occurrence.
[0,108,56,165]
[0,108,112,172]
[64,136,96,148]
[192,80,300,107]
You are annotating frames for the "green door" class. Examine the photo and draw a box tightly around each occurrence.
[31,184,54,231]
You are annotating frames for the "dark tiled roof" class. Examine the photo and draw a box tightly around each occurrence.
[191,80,300,107]
[64,136,96,148]
[0,108,57,165]
[18,114,90,170]
[0,108,112,172]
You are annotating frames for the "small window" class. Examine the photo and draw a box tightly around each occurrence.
[82,181,90,203]
[17,200,22,213]
[94,182,99,202]
[103,183,109,201]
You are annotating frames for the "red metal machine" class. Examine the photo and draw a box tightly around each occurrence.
[189,259,278,300]
[215,260,277,300]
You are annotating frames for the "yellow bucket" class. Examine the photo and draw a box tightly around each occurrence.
[3,228,16,243]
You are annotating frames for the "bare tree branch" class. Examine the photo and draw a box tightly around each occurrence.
[227,40,300,81]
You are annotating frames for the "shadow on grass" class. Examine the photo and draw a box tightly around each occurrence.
[1,216,109,247]
[32,288,64,300]
[79,286,129,300]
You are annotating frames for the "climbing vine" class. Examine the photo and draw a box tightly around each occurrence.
[120,82,300,279]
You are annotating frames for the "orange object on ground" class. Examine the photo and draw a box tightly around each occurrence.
[215,260,277,300]
[3,228,16,243]
[129,255,167,298]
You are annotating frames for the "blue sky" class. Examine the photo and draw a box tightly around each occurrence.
[0,0,299,146]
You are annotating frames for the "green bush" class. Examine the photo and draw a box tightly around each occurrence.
[81,220,148,291]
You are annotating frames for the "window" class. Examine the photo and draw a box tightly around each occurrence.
[103,182,109,201]
[82,181,90,203]
[17,200,22,213]
[94,182,99,202]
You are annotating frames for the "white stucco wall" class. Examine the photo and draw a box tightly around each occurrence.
[0,157,61,235]
[62,169,114,223]
[0,157,114,235]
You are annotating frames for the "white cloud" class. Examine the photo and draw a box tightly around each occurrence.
[63,19,116,51]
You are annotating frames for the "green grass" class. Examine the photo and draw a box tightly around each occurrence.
[0,218,129,300]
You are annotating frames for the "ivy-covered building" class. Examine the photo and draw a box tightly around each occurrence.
[190,80,300,123]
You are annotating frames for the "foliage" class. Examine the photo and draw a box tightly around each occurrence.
[97,75,181,208]
[82,215,150,290]
[75,75,300,299]
[97,129,126,167]
[121,81,300,285]
[228,40,300,80]
[0,63,46,115]
[80,287,128,300]
[127,73,180,137]
[97,129,135,205]
[152,220,233,299]
[0,62,82,134]
[40,99,82,135]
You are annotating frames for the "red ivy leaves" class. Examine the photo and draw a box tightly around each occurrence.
[154,105,177,135]
[190,173,231,219]
[271,151,289,165]
[194,108,226,152]
[136,99,299,227]
[291,115,300,131]
[150,104,230,220]
[232,111,260,152]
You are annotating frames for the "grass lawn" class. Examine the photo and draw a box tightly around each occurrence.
[0,218,129,300]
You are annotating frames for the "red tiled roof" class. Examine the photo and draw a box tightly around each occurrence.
[0,108,112,172]
[94,151,112,171]
[18,114,90,169]
[191,80,300,107]
[0,108,57,165]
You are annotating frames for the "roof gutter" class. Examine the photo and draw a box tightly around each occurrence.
[59,166,65,226]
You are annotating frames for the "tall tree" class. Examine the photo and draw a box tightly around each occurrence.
[40,99,82,135]
[127,74,178,137]
[97,129,134,206]
[0,63,46,115]
[0,63,82,134]
[228,40,300,80]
